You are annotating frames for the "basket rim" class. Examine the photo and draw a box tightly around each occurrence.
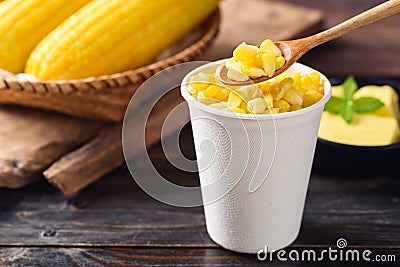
[0,8,221,94]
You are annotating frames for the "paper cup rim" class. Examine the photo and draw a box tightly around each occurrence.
[181,59,332,121]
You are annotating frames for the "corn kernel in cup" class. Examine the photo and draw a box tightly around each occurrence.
[187,67,325,114]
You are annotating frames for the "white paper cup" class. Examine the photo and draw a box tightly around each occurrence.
[181,60,331,253]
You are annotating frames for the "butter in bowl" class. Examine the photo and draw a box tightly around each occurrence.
[314,76,400,176]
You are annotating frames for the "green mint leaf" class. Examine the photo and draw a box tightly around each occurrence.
[353,97,384,113]
[343,75,358,100]
[340,104,354,124]
[324,96,344,114]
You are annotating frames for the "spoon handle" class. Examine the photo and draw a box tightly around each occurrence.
[307,0,400,48]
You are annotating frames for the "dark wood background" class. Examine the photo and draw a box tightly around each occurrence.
[1,0,400,266]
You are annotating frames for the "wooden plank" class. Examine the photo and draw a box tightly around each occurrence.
[0,106,102,189]
[0,247,398,266]
[43,124,124,196]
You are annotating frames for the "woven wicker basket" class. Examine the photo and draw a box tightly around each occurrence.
[0,9,220,122]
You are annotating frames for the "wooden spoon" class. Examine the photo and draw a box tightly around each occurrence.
[219,0,400,86]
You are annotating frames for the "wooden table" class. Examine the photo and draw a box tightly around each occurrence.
[1,0,399,266]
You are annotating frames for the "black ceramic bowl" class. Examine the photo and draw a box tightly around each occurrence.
[313,76,400,177]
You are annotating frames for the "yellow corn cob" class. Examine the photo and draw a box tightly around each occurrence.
[0,0,91,73]
[26,0,220,80]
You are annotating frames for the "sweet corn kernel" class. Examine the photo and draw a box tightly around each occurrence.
[225,58,243,73]
[233,42,260,66]
[300,75,314,93]
[318,80,325,95]
[242,64,267,78]
[247,97,267,113]
[271,108,280,114]
[215,88,230,101]
[209,102,228,110]
[303,90,323,107]
[290,104,303,111]
[276,77,294,99]
[198,97,218,105]
[238,101,249,112]
[228,107,247,114]
[255,53,264,69]
[236,85,257,100]
[188,82,209,93]
[283,88,303,106]
[197,91,205,99]
[263,93,274,108]
[309,72,321,91]
[258,80,271,93]
[292,72,301,89]
[227,69,249,82]
[274,99,291,113]
[204,84,220,98]
[261,52,276,77]
[309,72,320,84]
[260,39,282,56]
[189,74,211,92]
[228,92,243,108]
[275,56,285,70]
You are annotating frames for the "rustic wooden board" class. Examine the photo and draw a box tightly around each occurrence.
[0,107,102,188]
[203,0,323,60]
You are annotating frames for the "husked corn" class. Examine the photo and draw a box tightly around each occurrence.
[188,64,325,115]
[0,0,92,73]
[26,0,220,80]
